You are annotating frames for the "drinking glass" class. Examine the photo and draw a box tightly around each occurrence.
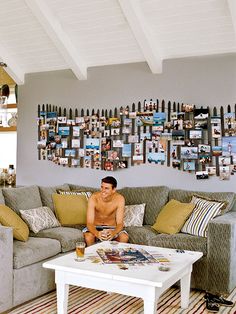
[75,242,86,261]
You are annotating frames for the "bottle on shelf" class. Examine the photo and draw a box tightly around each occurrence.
[0,168,9,186]
[7,164,16,186]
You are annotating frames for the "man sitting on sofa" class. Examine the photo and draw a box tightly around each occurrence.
[83,176,129,246]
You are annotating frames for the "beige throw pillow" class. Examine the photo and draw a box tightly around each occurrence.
[124,204,146,227]
[152,199,195,234]
[0,204,29,241]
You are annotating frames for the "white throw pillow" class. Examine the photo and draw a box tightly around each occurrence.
[20,206,61,233]
[124,204,146,227]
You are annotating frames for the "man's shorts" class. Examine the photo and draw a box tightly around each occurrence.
[82,225,128,240]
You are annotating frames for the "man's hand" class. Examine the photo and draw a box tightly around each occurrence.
[98,229,114,241]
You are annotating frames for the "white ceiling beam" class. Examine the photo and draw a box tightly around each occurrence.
[227,0,236,39]
[0,47,25,85]
[119,0,163,74]
[25,0,87,80]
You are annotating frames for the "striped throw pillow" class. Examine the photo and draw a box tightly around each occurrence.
[57,190,92,200]
[181,195,226,237]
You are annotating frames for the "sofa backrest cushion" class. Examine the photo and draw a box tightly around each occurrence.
[119,186,169,225]
[2,185,42,215]
[68,184,99,193]
[38,184,70,211]
[169,189,235,214]
[0,189,5,204]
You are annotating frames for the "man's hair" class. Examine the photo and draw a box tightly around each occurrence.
[101,176,117,189]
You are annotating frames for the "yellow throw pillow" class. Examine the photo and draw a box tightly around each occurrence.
[0,204,29,241]
[152,199,195,234]
[52,193,88,225]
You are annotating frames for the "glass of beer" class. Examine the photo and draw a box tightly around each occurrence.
[75,241,86,261]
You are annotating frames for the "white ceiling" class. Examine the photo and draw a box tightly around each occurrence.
[0,0,236,85]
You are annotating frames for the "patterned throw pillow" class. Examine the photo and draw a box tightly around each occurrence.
[20,206,61,233]
[57,189,92,200]
[124,204,146,227]
[181,195,227,237]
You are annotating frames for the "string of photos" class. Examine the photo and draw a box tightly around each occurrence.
[37,99,236,180]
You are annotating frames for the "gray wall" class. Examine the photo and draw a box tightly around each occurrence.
[17,55,236,191]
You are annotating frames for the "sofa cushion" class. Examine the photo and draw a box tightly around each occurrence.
[124,204,146,227]
[125,225,158,245]
[13,237,61,269]
[0,188,5,204]
[169,189,235,214]
[0,204,29,241]
[147,232,207,256]
[68,184,99,193]
[38,184,70,211]
[20,206,61,233]
[152,199,195,234]
[52,193,87,225]
[57,190,92,200]
[2,186,42,215]
[119,186,169,225]
[29,226,83,252]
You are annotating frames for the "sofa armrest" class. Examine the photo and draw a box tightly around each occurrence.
[207,212,236,295]
[0,225,13,312]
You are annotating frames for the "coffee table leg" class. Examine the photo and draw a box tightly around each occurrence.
[180,271,191,309]
[57,282,69,314]
[144,298,158,314]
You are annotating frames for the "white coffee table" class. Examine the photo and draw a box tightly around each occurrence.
[43,242,202,314]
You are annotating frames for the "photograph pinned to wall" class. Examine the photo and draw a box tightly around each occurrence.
[146,140,155,151]
[123,118,132,126]
[161,132,172,141]
[37,140,46,149]
[67,119,75,126]
[58,126,70,136]
[46,111,57,121]
[140,132,151,141]
[147,152,165,164]
[211,116,221,124]
[136,113,153,127]
[108,150,120,160]
[222,136,236,156]
[57,116,67,124]
[199,154,212,164]
[133,154,144,165]
[173,118,183,130]
[75,116,84,124]
[219,156,231,166]
[122,143,132,157]
[61,138,68,148]
[99,116,108,129]
[101,138,111,151]
[129,111,136,119]
[117,160,128,169]
[55,147,62,157]
[212,125,221,138]
[73,126,80,136]
[40,123,49,131]
[104,160,114,171]
[134,142,143,155]
[170,112,177,120]
[84,156,92,168]
[128,134,139,143]
[122,127,131,134]
[196,171,209,180]
[85,138,100,150]
[194,119,208,129]
[93,150,100,161]
[108,117,121,128]
[212,146,222,156]
[111,128,120,136]
[206,166,217,176]
[153,112,166,126]
[103,130,110,137]
[144,99,157,111]
[40,149,47,159]
[224,112,235,127]
[120,106,129,116]
[194,108,209,120]
[172,159,181,169]
[172,130,185,145]
[65,149,76,157]
[198,144,211,153]
[159,138,167,153]
[183,120,193,129]
[72,139,80,148]
[78,148,85,157]
[59,157,68,166]
[171,145,177,159]
[164,121,173,129]
[113,139,123,148]
[40,130,47,140]
[181,147,198,159]
[182,104,194,112]
[219,166,230,180]
[71,159,80,167]
[94,160,101,170]
[183,161,195,171]
[189,129,202,139]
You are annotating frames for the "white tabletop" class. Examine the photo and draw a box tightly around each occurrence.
[43,241,203,288]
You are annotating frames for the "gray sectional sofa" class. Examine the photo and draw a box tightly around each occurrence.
[0,184,236,313]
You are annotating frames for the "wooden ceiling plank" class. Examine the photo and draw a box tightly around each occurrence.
[24,0,87,80]
[119,0,163,74]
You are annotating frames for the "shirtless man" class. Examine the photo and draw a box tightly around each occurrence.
[83,176,129,246]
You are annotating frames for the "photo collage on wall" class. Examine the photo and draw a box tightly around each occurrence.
[37,100,236,180]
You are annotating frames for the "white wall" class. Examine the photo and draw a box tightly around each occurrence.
[0,132,17,170]
[17,56,236,191]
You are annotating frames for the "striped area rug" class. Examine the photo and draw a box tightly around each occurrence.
[9,286,236,314]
